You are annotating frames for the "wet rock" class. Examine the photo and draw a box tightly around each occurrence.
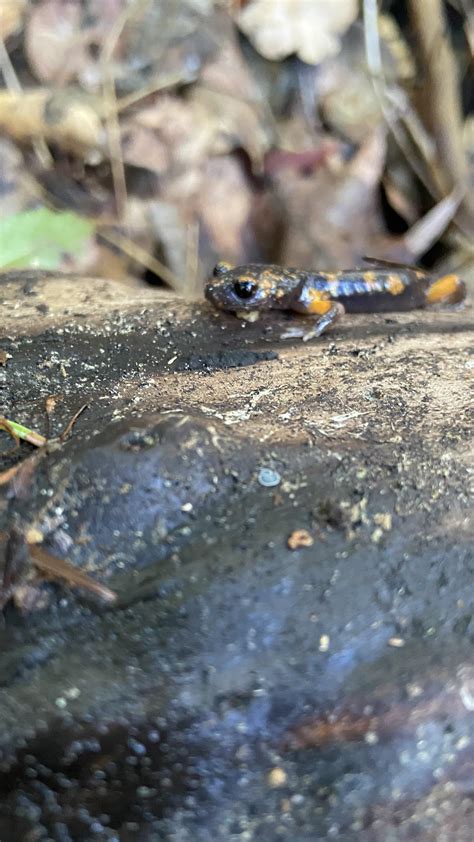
[0,272,472,839]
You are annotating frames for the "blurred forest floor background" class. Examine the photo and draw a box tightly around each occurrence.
[0,0,473,295]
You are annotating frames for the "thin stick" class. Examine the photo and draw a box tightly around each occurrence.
[0,529,117,604]
[100,5,134,221]
[29,544,117,603]
[60,403,88,442]
[100,227,182,291]
[185,219,200,299]
[0,463,22,486]
[116,72,189,113]
[363,0,383,77]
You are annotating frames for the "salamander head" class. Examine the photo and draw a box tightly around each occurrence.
[205,262,280,311]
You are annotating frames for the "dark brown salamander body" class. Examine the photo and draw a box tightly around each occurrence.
[205,262,466,340]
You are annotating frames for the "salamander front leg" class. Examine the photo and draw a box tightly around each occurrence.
[281,302,345,341]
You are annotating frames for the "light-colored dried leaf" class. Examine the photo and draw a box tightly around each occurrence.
[0,0,28,39]
[0,90,104,154]
[238,0,358,64]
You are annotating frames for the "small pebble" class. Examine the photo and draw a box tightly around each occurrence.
[388,636,405,648]
[287,529,314,550]
[268,767,287,788]
[371,527,384,543]
[373,512,392,531]
[258,467,281,487]
[319,634,330,652]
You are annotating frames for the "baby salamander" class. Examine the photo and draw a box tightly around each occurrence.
[205,261,466,340]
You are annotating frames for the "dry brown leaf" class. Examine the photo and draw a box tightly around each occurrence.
[114,0,217,94]
[238,0,358,64]
[0,139,38,219]
[315,18,416,146]
[270,126,464,270]
[123,89,268,206]
[197,155,256,265]
[269,129,388,269]
[121,124,170,175]
[200,18,261,102]
[127,96,213,200]
[191,87,270,169]
[25,0,92,86]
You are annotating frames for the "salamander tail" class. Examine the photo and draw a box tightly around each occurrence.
[425,273,466,306]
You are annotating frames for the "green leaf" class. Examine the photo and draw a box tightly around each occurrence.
[0,208,95,271]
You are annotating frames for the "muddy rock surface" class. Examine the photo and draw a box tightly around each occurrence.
[0,272,473,841]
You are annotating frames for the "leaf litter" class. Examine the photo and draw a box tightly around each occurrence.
[0,0,471,286]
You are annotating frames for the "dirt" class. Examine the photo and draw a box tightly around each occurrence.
[0,271,473,841]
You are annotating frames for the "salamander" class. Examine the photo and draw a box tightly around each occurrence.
[205,261,466,341]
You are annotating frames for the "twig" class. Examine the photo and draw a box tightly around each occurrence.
[0,528,117,605]
[29,543,117,603]
[363,0,383,76]
[185,220,200,299]
[60,403,88,442]
[362,0,443,194]
[0,463,22,486]
[100,4,137,221]
[408,0,473,218]
[116,72,191,113]
[362,0,472,244]
[100,227,182,291]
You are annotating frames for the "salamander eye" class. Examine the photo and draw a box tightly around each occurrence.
[233,280,258,299]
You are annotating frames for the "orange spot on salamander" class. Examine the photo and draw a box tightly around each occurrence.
[387,274,405,295]
[363,271,377,284]
[261,268,278,281]
[306,298,333,315]
[425,274,466,305]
